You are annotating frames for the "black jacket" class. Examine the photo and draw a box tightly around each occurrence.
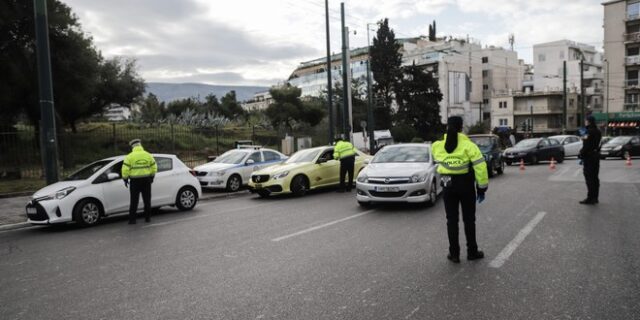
[580,125,602,158]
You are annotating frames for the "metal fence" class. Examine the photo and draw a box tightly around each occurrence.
[0,123,283,180]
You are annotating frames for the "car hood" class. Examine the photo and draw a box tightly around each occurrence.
[253,162,310,175]
[194,162,238,172]
[364,162,430,177]
[33,181,81,199]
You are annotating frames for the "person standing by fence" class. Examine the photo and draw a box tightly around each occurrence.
[122,139,157,224]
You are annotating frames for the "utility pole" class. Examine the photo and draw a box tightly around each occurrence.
[366,23,375,153]
[325,0,334,143]
[563,60,567,134]
[340,2,350,140]
[605,59,610,136]
[33,0,59,184]
[530,104,534,136]
[580,59,585,125]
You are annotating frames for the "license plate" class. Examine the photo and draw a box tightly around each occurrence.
[254,183,263,189]
[26,207,37,214]
[506,155,514,158]
[375,186,400,192]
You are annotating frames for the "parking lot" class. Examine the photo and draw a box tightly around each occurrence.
[1,160,639,320]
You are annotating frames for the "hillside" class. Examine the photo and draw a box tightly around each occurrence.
[145,82,269,102]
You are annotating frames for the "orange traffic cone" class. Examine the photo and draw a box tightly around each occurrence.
[519,158,525,172]
[549,157,556,171]
[626,155,632,167]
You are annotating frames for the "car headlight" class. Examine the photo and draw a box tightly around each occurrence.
[411,174,427,183]
[357,174,368,183]
[273,171,289,180]
[54,187,76,200]
[211,170,226,176]
[613,145,622,151]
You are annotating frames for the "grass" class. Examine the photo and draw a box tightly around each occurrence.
[0,178,46,195]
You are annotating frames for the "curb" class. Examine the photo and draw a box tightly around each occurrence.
[0,192,33,199]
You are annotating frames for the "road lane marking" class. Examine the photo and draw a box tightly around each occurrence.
[489,211,547,268]
[405,306,420,319]
[271,210,374,242]
[554,167,571,177]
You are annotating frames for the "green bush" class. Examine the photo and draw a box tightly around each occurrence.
[391,124,417,143]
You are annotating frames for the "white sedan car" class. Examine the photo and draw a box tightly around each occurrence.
[194,148,286,192]
[356,143,440,207]
[550,135,583,157]
[26,154,202,226]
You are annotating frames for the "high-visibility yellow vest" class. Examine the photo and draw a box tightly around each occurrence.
[333,141,356,160]
[432,133,489,189]
[121,146,157,179]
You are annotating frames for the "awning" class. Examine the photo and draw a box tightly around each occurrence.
[592,112,640,122]
[608,121,639,128]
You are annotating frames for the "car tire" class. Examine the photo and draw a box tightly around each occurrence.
[426,180,438,207]
[488,160,496,177]
[505,160,512,166]
[557,155,564,163]
[290,175,309,197]
[226,174,242,192]
[176,186,198,211]
[257,190,270,198]
[496,160,505,174]
[73,198,102,227]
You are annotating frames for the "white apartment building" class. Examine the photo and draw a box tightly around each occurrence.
[242,91,273,112]
[602,0,640,132]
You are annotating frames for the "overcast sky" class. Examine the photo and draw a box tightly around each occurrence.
[64,0,604,87]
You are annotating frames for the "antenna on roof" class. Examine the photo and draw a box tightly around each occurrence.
[509,33,515,51]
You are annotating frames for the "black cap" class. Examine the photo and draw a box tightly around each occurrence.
[586,115,596,124]
[447,116,463,132]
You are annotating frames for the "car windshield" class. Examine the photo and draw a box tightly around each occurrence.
[286,149,322,164]
[470,137,493,151]
[514,139,540,148]
[65,160,113,181]
[372,146,430,163]
[213,150,249,164]
[606,137,631,145]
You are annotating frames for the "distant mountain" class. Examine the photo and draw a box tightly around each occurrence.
[145,82,269,102]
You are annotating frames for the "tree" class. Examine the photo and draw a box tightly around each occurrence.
[135,93,165,123]
[395,64,444,141]
[265,84,326,132]
[167,98,201,117]
[370,18,402,130]
[219,90,246,120]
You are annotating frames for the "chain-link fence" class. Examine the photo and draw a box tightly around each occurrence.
[0,123,284,180]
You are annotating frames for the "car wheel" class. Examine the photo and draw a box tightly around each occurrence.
[426,180,438,207]
[176,186,198,211]
[505,160,512,166]
[73,199,102,227]
[226,174,242,192]
[257,190,270,198]
[488,160,495,177]
[290,175,309,197]
[556,154,564,163]
[496,160,505,174]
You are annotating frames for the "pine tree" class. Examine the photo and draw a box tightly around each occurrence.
[370,18,402,130]
[395,65,444,141]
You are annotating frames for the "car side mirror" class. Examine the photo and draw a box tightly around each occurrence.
[317,157,328,164]
[107,173,120,181]
[246,159,255,165]
[363,158,370,165]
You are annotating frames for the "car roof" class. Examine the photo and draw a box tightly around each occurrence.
[468,134,497,138]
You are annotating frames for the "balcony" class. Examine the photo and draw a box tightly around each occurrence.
[625,32,640,43]
[626,55,640,65]
[627,13,640,22]
[626,79,640,89]
[624,103,640,111]
[585,87,603,95]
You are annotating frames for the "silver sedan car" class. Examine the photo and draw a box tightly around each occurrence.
[355,143,440,207]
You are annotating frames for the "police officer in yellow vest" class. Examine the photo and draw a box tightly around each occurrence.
[122,139,157,224]
[432,116,489,263]
[333,136,357,193]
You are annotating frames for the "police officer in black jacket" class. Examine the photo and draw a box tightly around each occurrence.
[579,115,602,205]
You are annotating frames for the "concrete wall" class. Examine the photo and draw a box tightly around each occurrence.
[603,0,628,114]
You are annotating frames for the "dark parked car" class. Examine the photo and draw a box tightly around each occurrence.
[503,138,565,165]
[469,134,505,177]
[600,136,640,159]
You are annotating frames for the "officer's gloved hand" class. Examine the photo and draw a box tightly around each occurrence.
[150,176,154,184]
[476,187,487,204]
[123,179,129,188]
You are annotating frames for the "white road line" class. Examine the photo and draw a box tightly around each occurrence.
[405,306,420,319]
[489,211,547,268]
[554,167,571,177]
[271,210,373,242]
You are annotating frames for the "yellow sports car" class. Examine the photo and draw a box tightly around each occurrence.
[248,146,371,197]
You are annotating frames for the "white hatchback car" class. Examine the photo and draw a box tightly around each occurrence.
[26,154,202,226]
[356,143,440,207]
[550,135,583,158]
[194,148,287,192]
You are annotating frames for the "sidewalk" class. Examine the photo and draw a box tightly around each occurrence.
[0,190,249,228]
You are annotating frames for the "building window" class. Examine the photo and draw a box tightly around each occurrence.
[538,54,546,62]
[569,99,574,107]
[483,84,489,90]
[482,70,489,77]
[499,119,508,126]
[498,101,508,109]
[628,47,640,56]
[628,24,640,34]
[629,2,640,20]
[628,69,639,85]
[482,57,489,63]
[483,99,489,104]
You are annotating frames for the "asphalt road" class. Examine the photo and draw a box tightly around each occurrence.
[1,160,639,320]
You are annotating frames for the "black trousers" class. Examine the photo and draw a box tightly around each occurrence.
[583,154,600,201]
[339,156,355,191]
[442,173,478,256]
[129,177,152,221]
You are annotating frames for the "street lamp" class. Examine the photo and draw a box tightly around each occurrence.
[605,58,610,136]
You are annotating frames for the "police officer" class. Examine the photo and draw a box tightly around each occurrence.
[432,116,489,263]
[579,115,601,205]
[122,139,157,224]
[333,137,357,193]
